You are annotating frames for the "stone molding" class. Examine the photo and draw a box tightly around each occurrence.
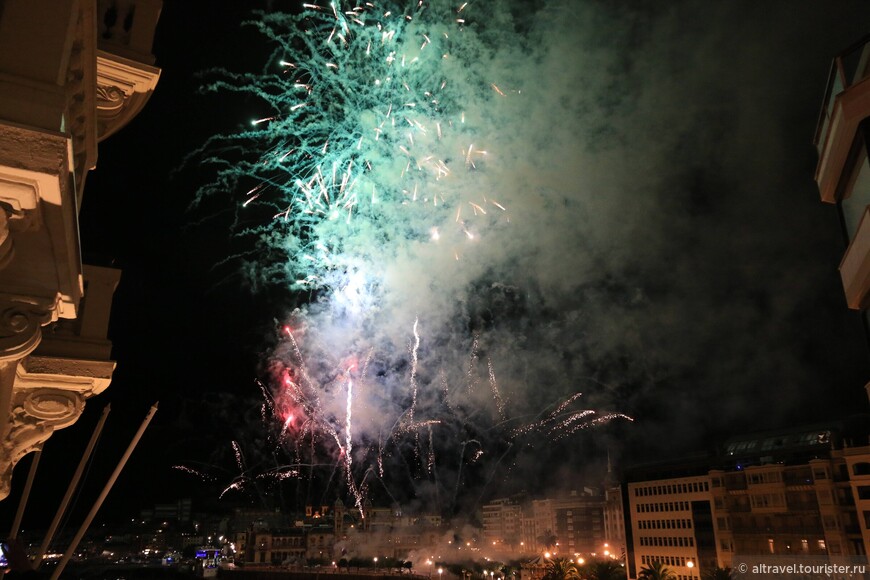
[0,355,114,498]
[0,298,54,362]
[95,51,160,141]
[0,159,82,322]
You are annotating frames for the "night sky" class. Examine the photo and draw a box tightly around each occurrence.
[4,1,870,532]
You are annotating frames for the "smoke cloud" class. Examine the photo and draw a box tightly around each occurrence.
[191,0,870,514]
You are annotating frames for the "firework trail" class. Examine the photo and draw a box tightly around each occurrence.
[189,0,635,512]
[487,358,505,420]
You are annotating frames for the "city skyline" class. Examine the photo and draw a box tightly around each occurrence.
[2,0,870,537]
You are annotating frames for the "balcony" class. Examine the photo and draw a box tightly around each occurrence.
[815,34,870,203]
[839,206,870,308]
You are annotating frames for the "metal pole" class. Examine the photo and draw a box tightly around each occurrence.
[8,446,42,540]
[49,402,158,580]
[34,405,111,569]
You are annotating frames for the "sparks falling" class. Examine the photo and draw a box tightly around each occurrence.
[188,0,635,513]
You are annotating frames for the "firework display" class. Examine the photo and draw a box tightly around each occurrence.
[185,0,632,515]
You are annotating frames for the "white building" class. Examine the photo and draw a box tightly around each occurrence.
[0,0,160,498]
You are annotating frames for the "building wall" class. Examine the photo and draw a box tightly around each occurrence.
[0,0,160,500]
[628,476,711,580]
[844,446,870,555]
[604,484,627,562]
[552,496,605,555]
[622,444,870,578]
[482,497,524,550]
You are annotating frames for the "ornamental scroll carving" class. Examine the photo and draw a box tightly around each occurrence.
[0,388,84,499]
[96,84,126,112]
[0,302,53,362]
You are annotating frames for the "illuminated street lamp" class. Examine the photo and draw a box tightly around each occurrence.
[374,557,379,570]
[687,561,694,570]
[438,567,443,580]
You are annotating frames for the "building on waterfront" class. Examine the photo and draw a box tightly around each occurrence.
[245,528,305,565]
[627,473,713,580]
[482,495,525,552]
[305,525,335,561]
[0,0,160,498]
[479,489,606,558]
[528,490,606,556]
[619,421,870,579]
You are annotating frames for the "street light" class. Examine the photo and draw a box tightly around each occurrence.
[374,557,379,570]
[438,567,443,580]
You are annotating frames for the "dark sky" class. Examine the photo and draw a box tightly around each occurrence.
[5,1,870,532]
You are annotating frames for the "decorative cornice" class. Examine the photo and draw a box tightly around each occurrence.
[0,355,115,499]
[19,355,115,397]
[95,51,160,142]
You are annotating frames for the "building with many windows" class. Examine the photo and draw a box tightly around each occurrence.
[482,495,525,551]
[620,422,870,579]
[480,489,605,558]
[627,475,712,580]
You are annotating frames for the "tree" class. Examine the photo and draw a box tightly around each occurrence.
[638,561,676,580]
[583,559,625,580]
[542,558,580,580]
[702,567,732,580]
[537,530,558,551]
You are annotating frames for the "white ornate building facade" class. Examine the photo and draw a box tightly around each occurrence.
[0,0,160,499]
